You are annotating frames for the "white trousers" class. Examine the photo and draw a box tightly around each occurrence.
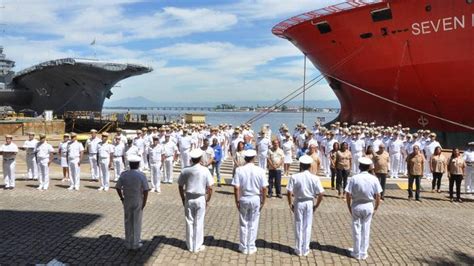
[400,154,407,175]
[180,150,191,170]
[141,151,149,171]
[26,154,38,179]
[3,159,16,188]
[150,162,162,190]
[294,200,313,255]
[351,203,374,259]
[238,195,261,253]
[89,155,99,180]
[352,152,363,174]
[68,158,81,189]
[258,155,267,170]
[113,157,124,181]
[163,157,174,183]
[465,166,474,193]
[323,154,330,176]
[424,155,432,179]
[185,194,206,252]
[99,158,110,189]
[390,153,401,178]
[37,159,50,189]
[123,197,143,249]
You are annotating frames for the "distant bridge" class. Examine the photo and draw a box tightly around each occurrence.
[104,106,216,111]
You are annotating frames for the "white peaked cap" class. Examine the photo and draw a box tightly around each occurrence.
[128,155,141,163]
[299,155,314,164]
[243,149,257,157]
[358,157,373,166]
[190,149,204,158]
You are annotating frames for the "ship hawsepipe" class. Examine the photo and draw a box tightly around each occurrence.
[273,0,474,147]
[0,58,152,114]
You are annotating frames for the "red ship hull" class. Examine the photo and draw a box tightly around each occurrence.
[274,0,474,146]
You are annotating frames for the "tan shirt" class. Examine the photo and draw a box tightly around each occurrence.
[407,153,424,176]
[336,150,352,170]
[449,157,465,175]
[373,151,390,174]
[268,148,284,170]
[309,152,321,175]
[431,154,447,173]
[330,150,337,169]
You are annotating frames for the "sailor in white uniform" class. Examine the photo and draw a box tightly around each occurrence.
[388,132,404,178]
[86,129,101,181]
[345,157,382,261]
[35,134,54,190]
[350,131,365,174]
[116,128,128,145]
[1,135,19,189]
[178,149,214,253]
[232,149,268,255]
[463,142,474,193]
[162,134,178,184]
[21,132,38,180]
[256,131,271,170]
[115,155,149,250]
[286,155,324,256]
[97,133,114,191]
[67,133,84,191]
[125,138,140,171]
[58,133,71,182]
[112,135,125,181]
[148,136,164,193]
[178,129,193,169]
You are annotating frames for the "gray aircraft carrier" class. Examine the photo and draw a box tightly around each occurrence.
[0,46,152,115]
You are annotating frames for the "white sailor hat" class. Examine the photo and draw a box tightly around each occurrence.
[189,149,204,158]
[243,149,257,157]
[358,157,373,166]
[90,129,97,133]
[299,155,314,164]
[128,155,141,163]
[468,142,474,146]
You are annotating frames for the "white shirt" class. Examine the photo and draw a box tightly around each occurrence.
[59,141,70,157]
[116,170,149,200]
[35,142,54,160]
[232,163,268,197]
[287,170,324,201]
[163,141,178,157]
[282,140,294,155]
[424,140,441,157]
[389,139,404,154]
[125,145,141,158]
[98,142,114,159]
[200,146,215,167]
[325,139,338,155]
[178,135,193,152]
[23,139,38,154]
[462,149,474,163]
[178,164,214,195]
[113,142,125,157]
[1,143,19,159]
[86,137,101,154]
[350,138,365,154]
[345,171,383,206]
[372,139,383,153]
[67,141,84,159]
[148,144,164,163]
[117,134,128,145]
[133,137,146,153]
[256,137,271,156]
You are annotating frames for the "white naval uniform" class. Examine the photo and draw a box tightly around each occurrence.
[282,140,294,164]
[324,139,338,176]
[98,141,114,190]
[462,149,474,193]
[86,137,101,180]
[287,170,324,256]
[345,171,382,260]
[350,138,365,174]
[1,143,18,188]
[125,145,140,171]
[133,137,147,171]
[163,141,178,183]
[256,137,270,170]
[116,169,149,249]
[178,163,214,252]
[423,140,440,179]
[232,163,268,253]
[58,141,70,168]
[112,142,125,181]
[389,139,404,178]
[148,144,164,192]
[178,135,193,169]
[23,139,39,180]
[35,142,54,190]
[67,141,84,190]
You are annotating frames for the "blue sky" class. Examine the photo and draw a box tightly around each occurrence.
[0,0,339,104]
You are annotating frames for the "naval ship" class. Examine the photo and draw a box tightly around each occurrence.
[0,46,152,115]
[273,0,474,147]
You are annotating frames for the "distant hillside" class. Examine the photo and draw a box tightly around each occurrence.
[104,97,340,108]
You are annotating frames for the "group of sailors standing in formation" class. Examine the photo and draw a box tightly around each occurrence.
[0,121,473,259]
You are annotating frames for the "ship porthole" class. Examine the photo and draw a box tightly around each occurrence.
[425,5,432,12]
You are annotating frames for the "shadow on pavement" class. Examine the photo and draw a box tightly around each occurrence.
[417,250,474,265]
[0,210,160,264]
[204,236,239,252]
[310,242,352,258]
[153,235,188,251]
[256,239,293,255]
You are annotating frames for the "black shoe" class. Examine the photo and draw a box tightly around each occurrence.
[415,199,421,202]
[267,195,272,198]
[217,184,222,187]
[277,194,283,199]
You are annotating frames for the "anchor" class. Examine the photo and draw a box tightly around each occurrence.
[418,115,429,127]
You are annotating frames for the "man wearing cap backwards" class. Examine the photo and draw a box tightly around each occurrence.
[112,135,126,181]
[345,157,382,261]
[86,129,101,182]
[286,155,325,256]
[232,149,268,255]
[178,149,214,253]
[35,134,54,190]
[58,134,71,182]
[148,136,164,193]
[1,135,19,189]
[20,132,38,180]
[178,129,193,170]
[97,133,114,191]
[115,155,149,250]
[163,134,178,184]
[256,130,271,170]
[462,142,474,193]
[67,133,84,190]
